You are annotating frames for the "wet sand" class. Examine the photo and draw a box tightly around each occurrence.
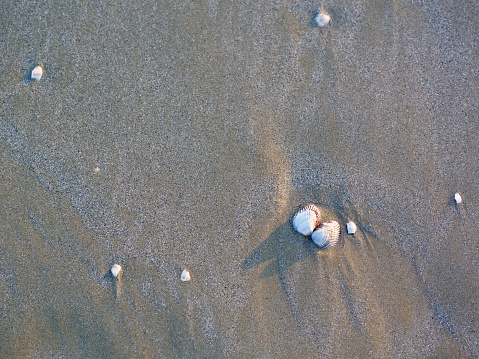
[1,0,478,357]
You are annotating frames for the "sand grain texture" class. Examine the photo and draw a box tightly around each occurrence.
[1,0,478,357]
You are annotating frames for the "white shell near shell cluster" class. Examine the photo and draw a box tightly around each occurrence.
[111,264,122,278]
[346,221,357,235]
[293,205,322,236]
[315,12,331,27]
[31,66,43,81]
[311,220,340,248]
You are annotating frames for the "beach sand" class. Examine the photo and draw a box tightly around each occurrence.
[1,0,478,357]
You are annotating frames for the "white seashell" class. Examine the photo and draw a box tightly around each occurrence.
[346,221,357,235]
[93,166,100,173]
[31,66,43,81]
[111,264,122,278]
[454,192,462,204]
[311,220,340,248]
[315,12,331,27]
[293,205,322,236]
[181,269,191,282]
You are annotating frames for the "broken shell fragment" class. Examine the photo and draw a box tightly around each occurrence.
[293,205,322,236]
[315,12,331,27]
[31,66,43,81]
[454,192,462,204]
[311,220,340,248]
[111,264,122,278]
[346,221,357,235]
[181,269,191,282]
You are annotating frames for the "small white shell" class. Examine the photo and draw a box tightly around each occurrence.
[181,269,191,282]
[93,166,100,173]
[311,220,340,248]
[111,264,122,278]
[315,12,331,27]
[293,205,322,236]
[346,221,357,235]
[454,192,462,204]
[31,66,43,81]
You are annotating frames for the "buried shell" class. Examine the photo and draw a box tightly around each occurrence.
[293,205,322,236]
[315,12,331,27]
[311,220,340,248]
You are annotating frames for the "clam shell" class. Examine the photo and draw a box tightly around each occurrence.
[31,66,43,81]
[315,12,331,27]
[293,205,322,236]
[111,264,122,278]
[311,220,340,248]
[181,269,191,282]
[346,221,357,235]
[454,192,462,204]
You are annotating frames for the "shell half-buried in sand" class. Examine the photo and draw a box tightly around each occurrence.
[311,220,340,248]
[293,205,322,236]
[315,12,331,27]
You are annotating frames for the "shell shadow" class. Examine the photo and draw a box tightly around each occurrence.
[100,270,121,299]
[242,219,324,279]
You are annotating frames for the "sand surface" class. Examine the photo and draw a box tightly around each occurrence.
[1,0,478,357]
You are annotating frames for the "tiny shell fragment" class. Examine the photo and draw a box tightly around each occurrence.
[111,264,122,278]
[454,192,462,204]
[181,269,191,282]
[31,66,43,81]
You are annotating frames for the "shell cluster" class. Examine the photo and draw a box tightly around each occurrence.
[292,205,340,249]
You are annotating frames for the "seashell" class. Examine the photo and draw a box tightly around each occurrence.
[293,205,322,236]
[346,221,357,235]
[311,220,340,248]
[111,264,122,278]
[315,12,331,27]
[93,166,100,173]
[181,269,191,282]
[454,192,462,204]
[31,65,43,81]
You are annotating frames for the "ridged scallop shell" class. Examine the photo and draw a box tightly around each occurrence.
[31,65,43,81]
[315,12,331,27]
[311,220,340,248]
[293,205,322,236]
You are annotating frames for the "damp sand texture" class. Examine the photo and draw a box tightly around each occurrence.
[1,1,479,358]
